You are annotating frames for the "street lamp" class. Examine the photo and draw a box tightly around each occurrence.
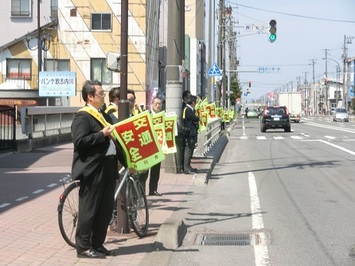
[322,57,342,110]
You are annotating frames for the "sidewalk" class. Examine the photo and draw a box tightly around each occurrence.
[0,142,214,265]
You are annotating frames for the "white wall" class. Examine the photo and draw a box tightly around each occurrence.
[0,0,52,48]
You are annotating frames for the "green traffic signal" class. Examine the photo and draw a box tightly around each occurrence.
[269,33,276,42]
[269,19,277,43]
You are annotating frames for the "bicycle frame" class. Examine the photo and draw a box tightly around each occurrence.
[114,167,129,201]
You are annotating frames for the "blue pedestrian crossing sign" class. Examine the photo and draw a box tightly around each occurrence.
[208,63,222,77]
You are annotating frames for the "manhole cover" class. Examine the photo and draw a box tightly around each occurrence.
[195,233,254,246]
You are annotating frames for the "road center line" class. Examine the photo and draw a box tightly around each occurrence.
[248,172,270,266]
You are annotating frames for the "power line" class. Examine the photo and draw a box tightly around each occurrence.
[235,3,355,24]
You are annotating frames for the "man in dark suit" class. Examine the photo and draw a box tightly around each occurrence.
[71,80,125,259]
[147,96,163,196]
[181,90,191,172]
[105,86,120,122]
[182,94,199,174]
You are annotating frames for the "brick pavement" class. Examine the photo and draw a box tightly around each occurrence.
[0,143,203,266]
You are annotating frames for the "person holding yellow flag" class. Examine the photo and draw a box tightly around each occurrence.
[71,80,126,259]
[147,96,163,196]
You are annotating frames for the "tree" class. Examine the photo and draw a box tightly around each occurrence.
[229,78,242,106]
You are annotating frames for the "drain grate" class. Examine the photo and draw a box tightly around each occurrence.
[196,233,252,246]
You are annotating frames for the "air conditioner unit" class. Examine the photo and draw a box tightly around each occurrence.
[106,52,121,72]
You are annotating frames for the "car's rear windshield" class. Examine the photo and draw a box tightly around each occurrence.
[267,108,285,115]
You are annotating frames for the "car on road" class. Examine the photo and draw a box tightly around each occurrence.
[246,108,259,119]
[333,108,349,122]
[260,106,291,132]
[289,112,301,123]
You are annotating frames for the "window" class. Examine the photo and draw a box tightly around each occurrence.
[11,0,31,17]
[91,13,112,31]
[50,0,58,20]
[6,59,31,79]
[46,59,70,71]
[91,58,112,84]
[334,90,341,99]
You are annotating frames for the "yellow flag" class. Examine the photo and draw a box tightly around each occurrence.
[111,111,165,171]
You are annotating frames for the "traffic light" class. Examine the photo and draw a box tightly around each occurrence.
[268,19,277,43]
[246,88,250,94]
[248,80,251,87]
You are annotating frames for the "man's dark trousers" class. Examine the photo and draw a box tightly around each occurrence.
[149,162,161,194]
[184,137,196,171]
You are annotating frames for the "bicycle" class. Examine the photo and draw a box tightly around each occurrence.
[57,167,149,248]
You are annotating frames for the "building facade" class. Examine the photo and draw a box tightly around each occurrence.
[0,0,160,108]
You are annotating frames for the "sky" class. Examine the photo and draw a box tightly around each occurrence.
[219,0,355,102]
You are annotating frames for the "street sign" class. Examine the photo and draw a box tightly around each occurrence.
[208,63,222,77]
[258,66,281,74]
[245,24,265,32]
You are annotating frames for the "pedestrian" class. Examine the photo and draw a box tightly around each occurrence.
[71,80,126,259]
[147,96,163,196]
[127,89,140,116]
[181,90,191,172]
[105,86,120,123]
[182,94,199,175]
[182,90,191,114]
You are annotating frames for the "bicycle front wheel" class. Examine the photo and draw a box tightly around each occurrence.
[57,181,80,248]
[126,178,149,237]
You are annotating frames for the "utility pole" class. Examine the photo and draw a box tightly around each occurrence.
[324,48,328,114]
[216,0,224,107]
[207,0,215,102]
[165,0,184,173]
[37,0,42,85]
[116,0,130,234]
[342,35,354,110]
[310,59,316,114]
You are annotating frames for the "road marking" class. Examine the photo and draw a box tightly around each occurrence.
[291,136,303,140]
[16,196,29,202]
[240,136,248,140]
[256,136,267,140]
[317,140,355,156]
[304,121,355,134]
[299,133,310,137]
[32,189,44,194]
[273,136,284,140]
[242,120,246,136]
[47,183,57,188]
[325,136,336,140]
[248,172,270,266]
[0,203,11,208]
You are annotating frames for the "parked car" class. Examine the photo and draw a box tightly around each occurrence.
[333,108,349,122]
[260,106,291,132]
[246,108,259,118]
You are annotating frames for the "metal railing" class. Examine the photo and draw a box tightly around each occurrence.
[195,117,222,156]
[20,106,80,138]
[0,106,17,150]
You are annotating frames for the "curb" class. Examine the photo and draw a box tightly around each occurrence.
[152,123,233,250]
[153,218,187,250]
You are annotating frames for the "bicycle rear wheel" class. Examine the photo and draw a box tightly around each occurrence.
[57,181,80,248]
[126,178,149,237]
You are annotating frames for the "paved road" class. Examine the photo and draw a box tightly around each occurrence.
[142,117,355,265]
